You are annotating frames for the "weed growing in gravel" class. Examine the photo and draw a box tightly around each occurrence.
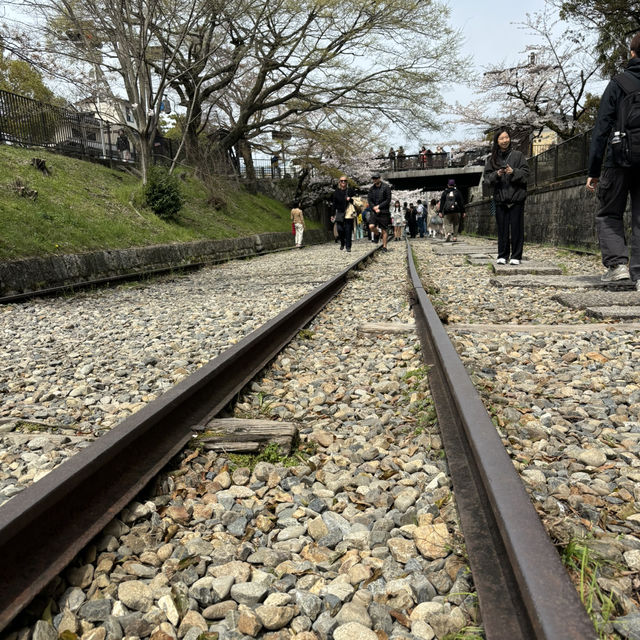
[298,329,315,340]
[227,440,315,471]
[561,540,620,637]
[442,627,485,640]
[15,420,51,432]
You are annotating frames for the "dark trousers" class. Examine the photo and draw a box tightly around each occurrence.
[336,219,354,250]
[596,167,640,280]
[417,217,426,237]
[495,201,524,261]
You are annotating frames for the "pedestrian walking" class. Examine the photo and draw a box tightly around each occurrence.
[388,147,396,170]
[427,198,440,237]
[290,202,305,248]
[483,128,529,264]
[407,203,418,238]
[439,179,466,243]
[392,200,403,241]
[116,131,131,161]
[587,33,640,286]
[332,175,355,252]
[367,173,392,251]
[416,199,426,238]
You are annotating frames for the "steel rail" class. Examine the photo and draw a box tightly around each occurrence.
[0,246,377,632]
[406,241,596,640]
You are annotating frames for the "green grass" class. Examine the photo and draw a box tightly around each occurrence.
[0,145,318,260]
[561,540,621,638]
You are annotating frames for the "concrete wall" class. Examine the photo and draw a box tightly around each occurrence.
[465,175,630,250]
[0,229,331,297]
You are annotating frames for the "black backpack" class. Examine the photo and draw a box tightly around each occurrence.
[444,189,459,212]
[611,73,640,167]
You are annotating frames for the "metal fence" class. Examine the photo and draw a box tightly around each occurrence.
[381,149,488,172]
[239,157,301,180]
[528,129,592,187]
[0,89,176,165]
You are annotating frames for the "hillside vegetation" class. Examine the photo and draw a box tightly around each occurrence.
[0,146,314,261]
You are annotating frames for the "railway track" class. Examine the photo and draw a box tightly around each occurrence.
[0,240,599,638]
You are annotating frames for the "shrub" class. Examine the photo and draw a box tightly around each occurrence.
[144,166,184,219]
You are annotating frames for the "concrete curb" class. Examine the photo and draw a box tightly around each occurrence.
[0,229,331,297]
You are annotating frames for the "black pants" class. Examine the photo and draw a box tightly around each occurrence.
[596,166,640,280]
[336,219,354,250]
[495,201,524,261]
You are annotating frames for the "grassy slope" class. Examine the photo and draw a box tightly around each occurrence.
[0,146,316,261]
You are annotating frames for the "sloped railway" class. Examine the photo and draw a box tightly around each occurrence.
[0,241,595,638]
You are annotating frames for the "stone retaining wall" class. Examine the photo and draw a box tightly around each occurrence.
[465,175,631,250]
[0,229,331,297]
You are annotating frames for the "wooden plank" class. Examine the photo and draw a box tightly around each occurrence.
[357,322,415,334]
[197,418,297,454]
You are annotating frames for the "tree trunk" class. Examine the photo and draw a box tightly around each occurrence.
[236,137,256,191]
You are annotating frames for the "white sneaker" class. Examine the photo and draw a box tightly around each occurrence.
[496,258,506,265]
[636,280,640,292]
[601,264,630,282]
[509,258,520,265]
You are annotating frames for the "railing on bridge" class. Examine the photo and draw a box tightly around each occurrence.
[527,129,592,187]
[380,149,487,172]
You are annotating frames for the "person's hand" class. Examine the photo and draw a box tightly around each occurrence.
[505,165,513,175]
[586,177,598,192]
[330,216,335,223]
[374,206,380,213]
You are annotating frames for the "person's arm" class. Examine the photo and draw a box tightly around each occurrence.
[588,80,619,184]
[483,157,499,186]
[509,151,530,184]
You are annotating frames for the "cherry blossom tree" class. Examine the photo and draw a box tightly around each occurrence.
[457,8,601,143]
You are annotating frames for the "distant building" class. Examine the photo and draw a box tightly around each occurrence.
[53,95,139,158]
[530,128,559,156]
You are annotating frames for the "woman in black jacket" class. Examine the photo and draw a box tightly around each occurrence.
[331,176,355,251]
[483,128,530,265]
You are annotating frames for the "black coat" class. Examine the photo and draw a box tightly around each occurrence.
[438,187,466,214]
[332,187,354,222]
[588,57,640,178]
[367,182,391,213]
[483,148,529,204]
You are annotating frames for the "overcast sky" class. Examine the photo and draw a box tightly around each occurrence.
[401,0,550,151]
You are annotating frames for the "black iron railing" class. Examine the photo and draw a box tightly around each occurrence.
[528,129,592,187]
[379,149,488,172]
[0,89,179,165]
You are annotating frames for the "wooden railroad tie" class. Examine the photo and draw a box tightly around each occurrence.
[357,322,415,334]
[195,418,298,454]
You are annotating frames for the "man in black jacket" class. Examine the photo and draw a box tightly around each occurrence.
[367,173,392,251]
[587,34,640,286]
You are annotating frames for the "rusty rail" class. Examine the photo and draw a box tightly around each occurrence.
[406,241,596,640]
[0,246,377,632]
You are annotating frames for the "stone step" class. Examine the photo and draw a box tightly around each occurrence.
[553,291,640,309]
[432,245,493,255]
[490,274,636,290]
[466,256,493,265]
[585,306,640,320]
[492,262,562,276]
